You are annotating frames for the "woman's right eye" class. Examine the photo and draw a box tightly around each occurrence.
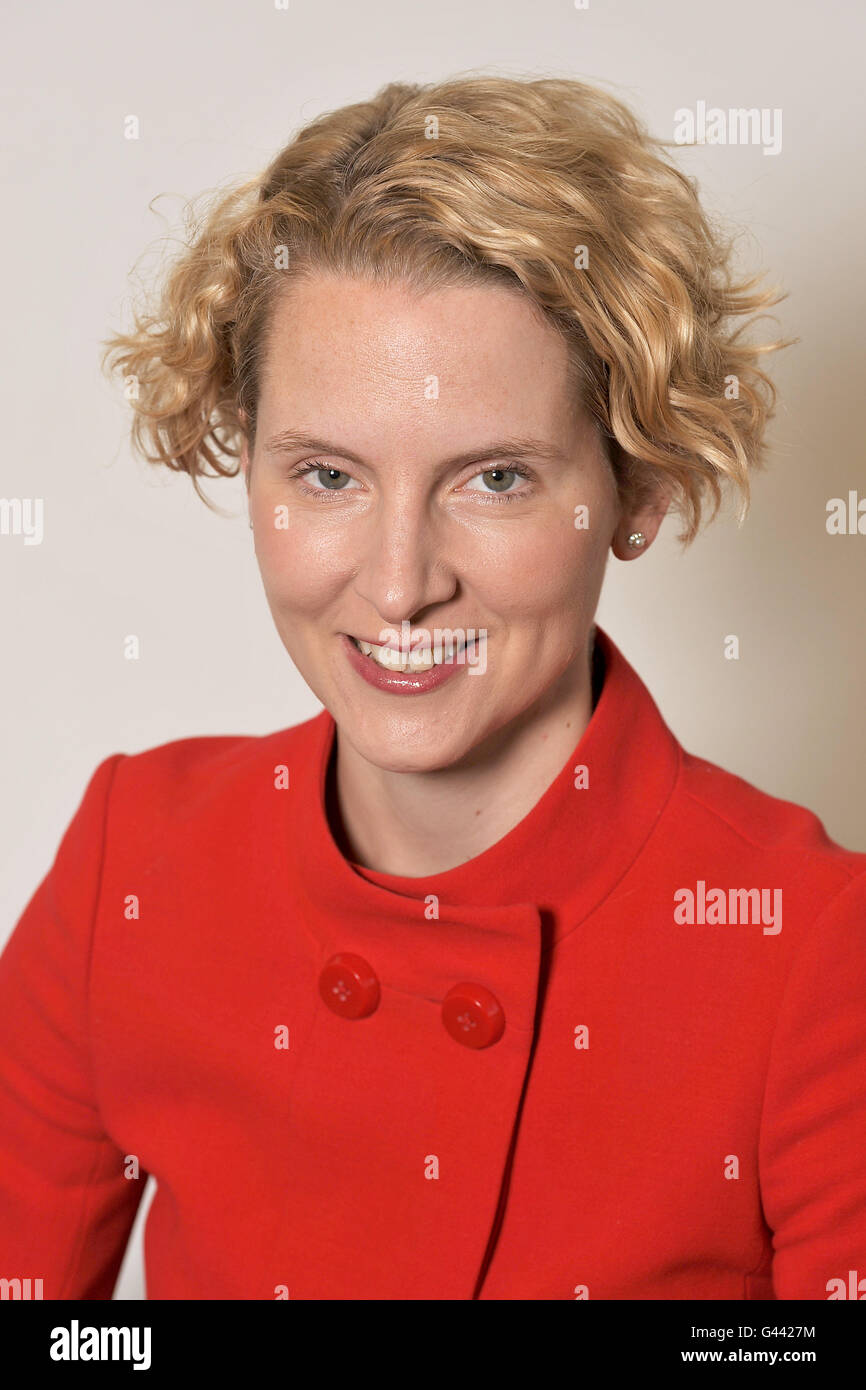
[311,467,353,490]
[291,463,360,492]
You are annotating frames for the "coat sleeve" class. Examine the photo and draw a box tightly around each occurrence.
[0,754,146,1299]
[759,867,866,1300]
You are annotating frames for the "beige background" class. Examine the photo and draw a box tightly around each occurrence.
[1,0,864,1300]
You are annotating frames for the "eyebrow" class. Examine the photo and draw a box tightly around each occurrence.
[262,429,568,469]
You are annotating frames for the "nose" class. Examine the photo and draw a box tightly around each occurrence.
[352,487,458,625]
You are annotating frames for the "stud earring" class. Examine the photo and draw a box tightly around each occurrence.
[627,532,647,549]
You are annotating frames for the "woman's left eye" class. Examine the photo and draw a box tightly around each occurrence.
[464,468,525,496]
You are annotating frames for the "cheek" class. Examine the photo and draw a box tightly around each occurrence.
[469,514,606,619]
[254,506,355,614]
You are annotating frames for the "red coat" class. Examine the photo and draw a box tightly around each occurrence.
[2,624,865,1301]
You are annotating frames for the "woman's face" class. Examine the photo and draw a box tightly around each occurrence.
[243,271,642,773]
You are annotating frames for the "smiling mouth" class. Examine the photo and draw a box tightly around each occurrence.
[348,634,472,673]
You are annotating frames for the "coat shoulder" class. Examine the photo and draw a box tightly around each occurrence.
[99,711,327,842]
[676,747,866,882]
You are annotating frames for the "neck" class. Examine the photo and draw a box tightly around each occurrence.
[328,635,600,877]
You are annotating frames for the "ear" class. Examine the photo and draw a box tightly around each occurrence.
[239,410,251,489]
[610,484,671,561]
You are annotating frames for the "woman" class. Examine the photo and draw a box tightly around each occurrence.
[1,75,864,1303]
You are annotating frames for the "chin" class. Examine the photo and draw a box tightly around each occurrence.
[340,713,488,775]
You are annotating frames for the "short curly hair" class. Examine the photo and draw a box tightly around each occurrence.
[101,74,792,544]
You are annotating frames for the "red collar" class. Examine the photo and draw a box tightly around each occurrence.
[281,625,681,1005]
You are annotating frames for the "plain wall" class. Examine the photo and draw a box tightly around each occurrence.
[1,0,864,1301]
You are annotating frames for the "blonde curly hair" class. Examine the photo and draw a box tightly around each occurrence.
[101,74,792,544]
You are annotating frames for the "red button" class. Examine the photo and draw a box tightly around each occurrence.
[319,953,380,1019]
[441,982,505,1049]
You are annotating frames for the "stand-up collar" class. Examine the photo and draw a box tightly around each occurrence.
[282,625,681,982]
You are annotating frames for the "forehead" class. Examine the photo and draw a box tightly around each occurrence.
[256,271,579,446]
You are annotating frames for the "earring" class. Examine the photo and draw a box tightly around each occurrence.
[627,532,646,549]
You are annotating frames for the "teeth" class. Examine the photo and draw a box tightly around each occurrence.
[352,636,464,673]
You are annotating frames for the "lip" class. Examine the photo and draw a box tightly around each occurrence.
[340,632,471,695]
[349,633,470,656]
